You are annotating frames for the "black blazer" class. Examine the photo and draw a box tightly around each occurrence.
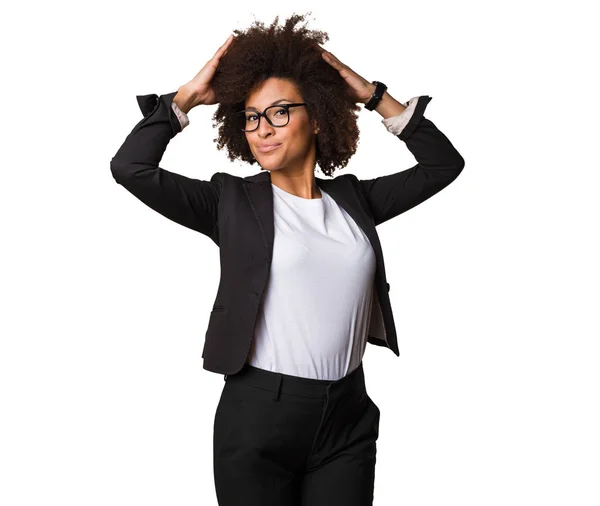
[110,90,465,375]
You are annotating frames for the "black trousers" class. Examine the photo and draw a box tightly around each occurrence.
[212,361,380,506]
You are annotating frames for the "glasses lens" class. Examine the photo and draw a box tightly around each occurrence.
[240,106,289,131]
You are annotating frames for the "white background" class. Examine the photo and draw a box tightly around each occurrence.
[1,1,599,505]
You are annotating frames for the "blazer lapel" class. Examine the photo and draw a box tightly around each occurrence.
[242,171,275,262]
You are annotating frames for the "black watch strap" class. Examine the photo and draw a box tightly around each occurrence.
[364,81,388,111]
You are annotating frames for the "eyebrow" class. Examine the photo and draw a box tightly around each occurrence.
[244,98,293,111]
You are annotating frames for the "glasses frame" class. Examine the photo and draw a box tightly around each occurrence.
[237,103,307,132]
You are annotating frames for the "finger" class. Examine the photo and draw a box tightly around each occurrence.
[214,34,234,59]
[322,51,342,69]
[325,51,344,66]
[219,34,234,55]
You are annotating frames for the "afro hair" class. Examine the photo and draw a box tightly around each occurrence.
[210,12,361,177]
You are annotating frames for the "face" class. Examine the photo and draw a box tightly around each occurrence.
[243,77,318,172]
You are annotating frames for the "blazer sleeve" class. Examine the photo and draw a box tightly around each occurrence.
[110,91,221,243]
[358,95,465,226]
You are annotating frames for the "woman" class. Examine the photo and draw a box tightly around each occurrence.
[110,13,464,506]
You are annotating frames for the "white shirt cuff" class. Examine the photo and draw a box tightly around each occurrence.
[171,101,190,130]
[381,96,419,135]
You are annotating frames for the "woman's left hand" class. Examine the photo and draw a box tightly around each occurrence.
[318,46,376,104]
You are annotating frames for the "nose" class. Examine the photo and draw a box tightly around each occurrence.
[255,114,276,137]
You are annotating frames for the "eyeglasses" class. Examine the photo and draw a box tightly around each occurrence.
[236,103,307,132]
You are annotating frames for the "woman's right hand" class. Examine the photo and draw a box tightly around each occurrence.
[184,34,235,107]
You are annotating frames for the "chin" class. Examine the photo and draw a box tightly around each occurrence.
[258,161,284,171]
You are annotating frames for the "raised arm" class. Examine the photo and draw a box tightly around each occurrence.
[358,93,465,226]
[110,35,237,245]
[316,47,464,227]
[110,91,222,244]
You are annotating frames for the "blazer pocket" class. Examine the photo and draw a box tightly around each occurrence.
[212,305,226,313]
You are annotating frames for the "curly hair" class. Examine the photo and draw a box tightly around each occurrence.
[210,12,361,178]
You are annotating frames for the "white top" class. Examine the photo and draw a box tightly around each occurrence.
[171,96,420,380]
[247,184,377,380]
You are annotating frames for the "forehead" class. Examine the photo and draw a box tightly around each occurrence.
[245,78,301,107]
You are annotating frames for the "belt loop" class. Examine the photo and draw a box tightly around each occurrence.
[273,374,283,402]
[224,374,228,381]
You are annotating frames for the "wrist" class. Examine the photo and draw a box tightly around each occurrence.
[362,83,377,104]
[173,86,198,114]
[373,91,407,119]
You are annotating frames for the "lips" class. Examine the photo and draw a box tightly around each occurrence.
[257,143,282,153]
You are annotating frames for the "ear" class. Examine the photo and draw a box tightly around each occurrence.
[312,119,319,135]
